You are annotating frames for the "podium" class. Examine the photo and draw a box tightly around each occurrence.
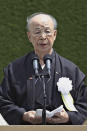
[0,126,87,131]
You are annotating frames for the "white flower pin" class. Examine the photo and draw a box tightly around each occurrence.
[57,77,78,112]
[57,77,72,95]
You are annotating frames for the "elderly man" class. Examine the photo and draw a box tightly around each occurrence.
[0,12,87,125]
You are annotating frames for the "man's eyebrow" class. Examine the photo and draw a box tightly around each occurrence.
[34,27,41,30]
[35,27,51,30]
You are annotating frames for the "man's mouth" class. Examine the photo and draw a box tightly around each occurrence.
[39,43,48,47]
[38,40,49,48]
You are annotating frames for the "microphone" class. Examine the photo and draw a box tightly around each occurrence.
[32,54,39,76]
[43,54,52,76]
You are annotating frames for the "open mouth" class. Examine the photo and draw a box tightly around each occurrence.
[39,40,48,48]
[39,43,48,47]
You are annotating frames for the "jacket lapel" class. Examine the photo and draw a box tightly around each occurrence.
[51,51,63,108]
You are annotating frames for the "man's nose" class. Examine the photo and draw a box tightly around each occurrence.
[41,32,46,39]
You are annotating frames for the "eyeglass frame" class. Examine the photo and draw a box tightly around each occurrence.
[29,27,56,37]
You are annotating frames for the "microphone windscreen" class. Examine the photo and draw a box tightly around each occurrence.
[43,54,52,64]
[32,54,39,64]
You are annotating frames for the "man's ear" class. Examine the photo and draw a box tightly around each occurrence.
[54,30,57,41]
[27,32,32,42]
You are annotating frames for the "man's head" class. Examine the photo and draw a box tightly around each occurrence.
[27,12,57,56]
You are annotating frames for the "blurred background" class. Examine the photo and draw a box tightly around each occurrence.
[0,0,87,124]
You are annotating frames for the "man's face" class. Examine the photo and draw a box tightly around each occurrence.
[27,14,57,54]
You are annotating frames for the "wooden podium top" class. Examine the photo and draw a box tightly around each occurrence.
[0,126,87,131]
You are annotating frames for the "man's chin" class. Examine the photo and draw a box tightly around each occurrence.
[38,48,52,54]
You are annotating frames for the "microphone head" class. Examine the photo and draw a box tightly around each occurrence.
[43,54,52,77]
[32,54,39,63]
[32,54,39,76]
[43,54,52,64]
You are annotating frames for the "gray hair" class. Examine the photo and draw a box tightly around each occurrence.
[26,12,58,31]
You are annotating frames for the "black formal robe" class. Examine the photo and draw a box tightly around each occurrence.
[0,50,87,125]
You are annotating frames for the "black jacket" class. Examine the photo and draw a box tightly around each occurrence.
[0,51,87,125]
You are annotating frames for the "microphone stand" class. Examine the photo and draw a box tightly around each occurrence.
[32,54,51,124]
[35,73,50,125]
[41,75,46,125]
[40,74,50,125]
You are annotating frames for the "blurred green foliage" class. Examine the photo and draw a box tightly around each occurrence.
[0,0,87,84]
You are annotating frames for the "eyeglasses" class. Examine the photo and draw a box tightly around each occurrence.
[32,28,54,37]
